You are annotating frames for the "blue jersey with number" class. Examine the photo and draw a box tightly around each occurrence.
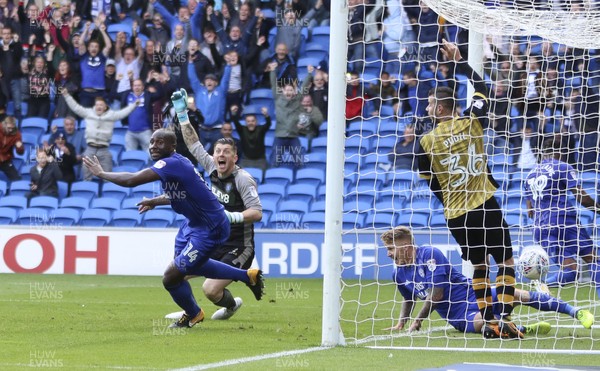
[150,153,227,230]
[393,246,470,322]
[524,159,579,227]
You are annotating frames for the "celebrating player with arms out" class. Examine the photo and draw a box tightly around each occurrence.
[418,40,520,338]
[525,138,600,297]
[381,226,595,334]
[83,129,264,329]
[164,88,263,320]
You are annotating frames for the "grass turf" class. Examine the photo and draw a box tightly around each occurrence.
[1,274,598,370]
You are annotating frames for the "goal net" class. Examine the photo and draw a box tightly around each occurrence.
[334,0,600,354]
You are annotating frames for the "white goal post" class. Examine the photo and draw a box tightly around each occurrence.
[322,0,600,352]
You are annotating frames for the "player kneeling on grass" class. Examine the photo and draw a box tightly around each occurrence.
[381,226,594,336]
[525,138,600,296]
[82,129,264,329]
[163,88,263,321]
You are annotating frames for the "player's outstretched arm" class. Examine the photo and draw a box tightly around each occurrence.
[440,39,487,97]
[408,286,443,332]
[137,195,171,213]
[83,155,160,187]
[384,298,415,331]
[572,185,600,213]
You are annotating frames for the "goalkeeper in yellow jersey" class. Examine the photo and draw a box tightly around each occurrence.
[417,40,521,339]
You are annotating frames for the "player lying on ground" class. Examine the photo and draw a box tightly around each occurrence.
[161,89,263,321]
[82,129,264,328]
[525,138,600,296]
[381,226,594,336]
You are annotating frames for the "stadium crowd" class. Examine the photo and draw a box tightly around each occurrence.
[0,0,598,227]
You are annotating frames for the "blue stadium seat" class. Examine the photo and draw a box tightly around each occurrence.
[302,212,325,229]
[249,88,274,109]
[102,182,130,201]
[343,200,372,213]
[20,117,47,137]
[50,118,64,129]
[373,199,403,213]
[279,200,310,214]
[0,208,17,224]
[121,197,142,210]
[110,134,126,153]
[70,181,100,201]
[405,197,437,214]
[342,212,365,229]
[429,213,447,228]
[363,57,384,76]
[373,136,398,154]
[258,210,271,228]
[91,197,121,211]
[264,168,294,187]
[355,172,385,190]
[112,165,140,173]
[0,195,28,210]
[244,167,264,184]
[80,209,112,227]
[57,181,68,200]
[111,210,142,227]
[259,183,286,199]
[0,180,7,197]
[365,212,397,229]
[504,211,523,227]
[21,132,40,147]
[131,182,159,199]
[17,208,48,225]
[286,184,315,203]
[59,196,90,212]
[29,196,59,212]
[397,212,430,228]
[344,190,375,207]
[377,119,401,136]
[379,105,395,118]
[310,200,326,212]
[9,180,31,197]
[310,26,330,47]
[305,152,327,171]
[18,165,31,181]
[120,150,149,170]
[142,209,175,228]
[297,57,322,72]
[295,168,324,188]
[241,104,266,122]
[50,208,81,226]
[303,42,328,61]
[359,153,390,171]
[346,122,376,139]
[310,137,328,154]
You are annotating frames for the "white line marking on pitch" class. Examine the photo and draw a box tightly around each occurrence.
[169,347,328,371]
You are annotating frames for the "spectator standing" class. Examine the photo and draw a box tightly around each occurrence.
[46,130,77,185]
[27,149,62,200]
[0,27,24,119]
[0,116,24,180]
[390,124,418,170]
[78,18,112,107]
[231,105,271,171]
[187,61,232,146]
[297,95,324,151]
[121,79,163,150]
[63,91,138,180]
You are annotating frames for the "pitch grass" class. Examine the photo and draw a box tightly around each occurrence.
[0,274,598,371]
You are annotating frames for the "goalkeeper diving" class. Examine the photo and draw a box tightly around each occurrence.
[382,226,594,336]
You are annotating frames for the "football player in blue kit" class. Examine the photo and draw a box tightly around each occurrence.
[524,138,600,296]
[82,129,264,329]
[381,226,594,335]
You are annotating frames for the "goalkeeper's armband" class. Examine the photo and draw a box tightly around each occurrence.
[224,210,244,224]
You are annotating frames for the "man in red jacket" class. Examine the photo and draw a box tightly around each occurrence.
[0,116,24,180]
